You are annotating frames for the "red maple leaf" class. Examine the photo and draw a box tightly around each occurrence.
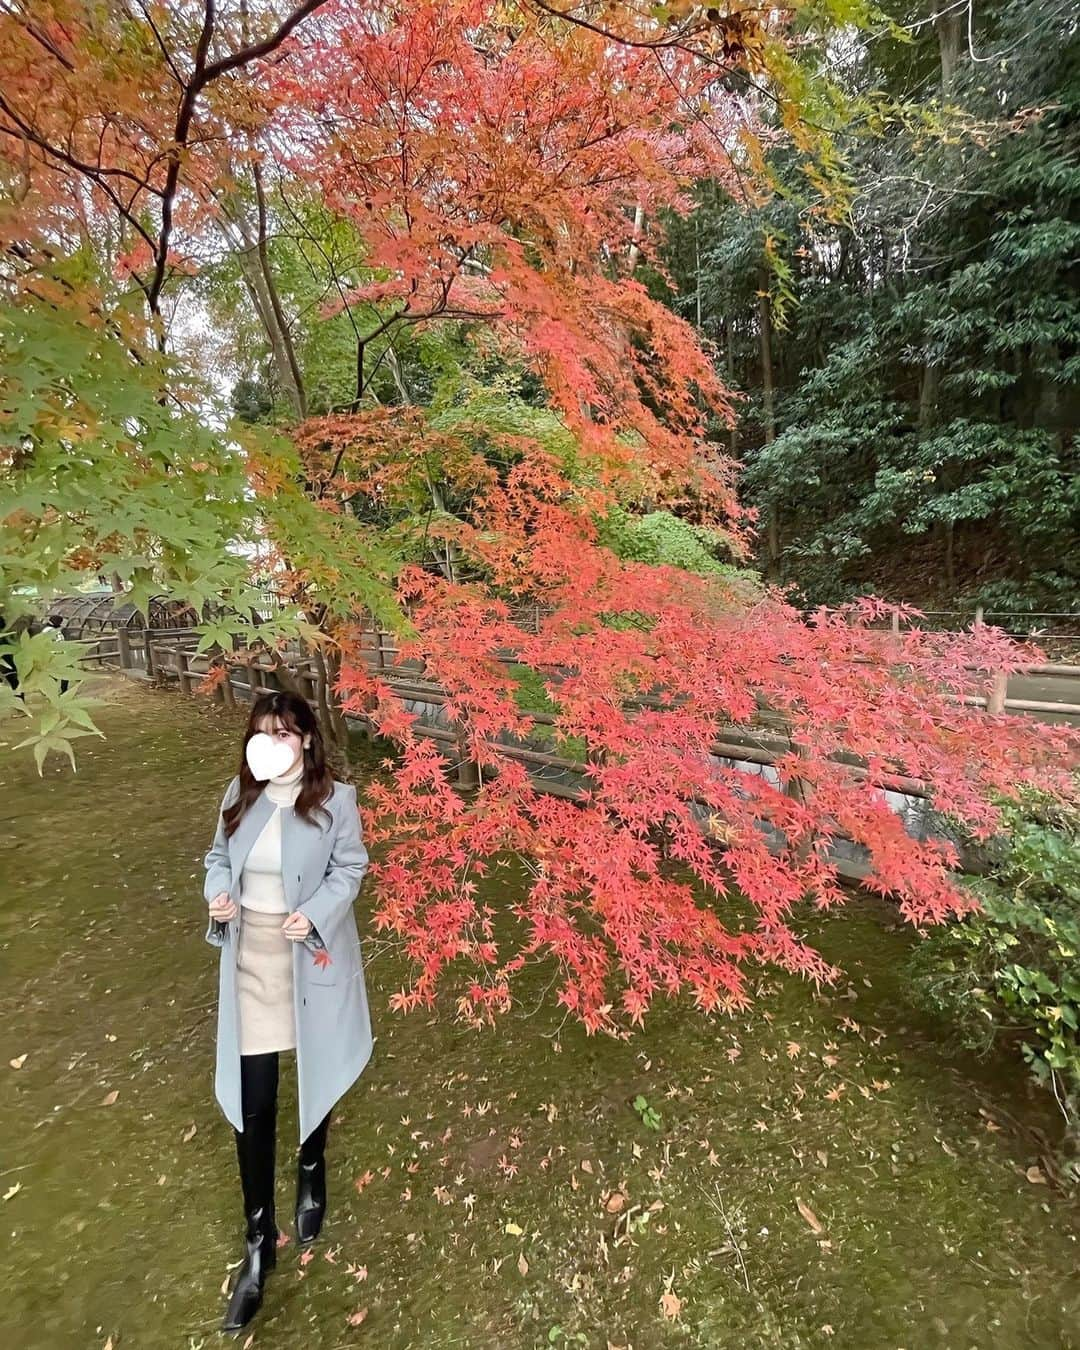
[312,947,333,969]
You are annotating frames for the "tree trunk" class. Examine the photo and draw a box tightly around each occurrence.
[759,285,777,445]
[252,162,308,419]
[943,518,956,594]
[384,345,468,584]
[917,361,939,434]
[723,316,738,456]
[627,202,646,274]
[758,273,779,577]
[226,212,308,420]
[917,361,951,594]
[936,5,965,94]
[230,0,307,421]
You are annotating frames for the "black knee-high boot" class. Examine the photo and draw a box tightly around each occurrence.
[295,1110,331,1245]
[223,1059,280,1332]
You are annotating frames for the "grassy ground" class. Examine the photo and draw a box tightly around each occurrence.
[2,675,1079,1349]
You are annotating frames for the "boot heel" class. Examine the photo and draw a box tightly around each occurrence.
[221,1236,274,1328]
[222,1215,276,1332]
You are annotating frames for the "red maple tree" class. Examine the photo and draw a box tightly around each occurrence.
[2,2,1076,1033]
[272,5,1078,1032]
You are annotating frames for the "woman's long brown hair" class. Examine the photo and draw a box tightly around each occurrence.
[222,691,335,838]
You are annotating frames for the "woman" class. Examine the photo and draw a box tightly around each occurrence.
[202,691,374,1332]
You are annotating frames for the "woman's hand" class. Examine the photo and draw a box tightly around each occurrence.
[281,910,313,941]
[208,891,237,921]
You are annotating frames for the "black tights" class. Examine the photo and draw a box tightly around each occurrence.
[238,1051,331,1161]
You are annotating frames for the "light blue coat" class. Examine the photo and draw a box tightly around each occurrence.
[202,775,374,1143]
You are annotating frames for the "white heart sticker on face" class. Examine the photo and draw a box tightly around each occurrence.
[245,732,297,782]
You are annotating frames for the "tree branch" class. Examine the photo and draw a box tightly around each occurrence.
[201,0,331,83]
[146,0,334,321]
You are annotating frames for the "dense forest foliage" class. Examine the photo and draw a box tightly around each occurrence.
[213,3,1077,614]
[648,0,1080,611]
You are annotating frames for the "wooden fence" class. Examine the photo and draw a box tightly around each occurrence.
[76,617,1080,884]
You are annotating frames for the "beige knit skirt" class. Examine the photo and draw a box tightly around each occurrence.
[236,906,297,1055]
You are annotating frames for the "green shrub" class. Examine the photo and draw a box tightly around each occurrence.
[908,790,1080,1175]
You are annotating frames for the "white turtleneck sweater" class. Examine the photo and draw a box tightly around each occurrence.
[238,756,305,915]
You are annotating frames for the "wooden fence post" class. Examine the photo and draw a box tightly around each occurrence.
[455,727,481,789]
[987,670,1008,715]
[116,624,131,671]
[784,738,819,864]
[143,628,157,680]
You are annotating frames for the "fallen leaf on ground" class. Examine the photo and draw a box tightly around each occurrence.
[1026,1165,1047,1185]
[101,1090,119,1106]
[659,1289,683,1321]
[796,1198,824,1235]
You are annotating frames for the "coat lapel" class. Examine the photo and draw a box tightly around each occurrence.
[226,790,275,890]
[281,804,302,909]
[281,803,330,907]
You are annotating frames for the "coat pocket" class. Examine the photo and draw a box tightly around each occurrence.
[304,944,338,986]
